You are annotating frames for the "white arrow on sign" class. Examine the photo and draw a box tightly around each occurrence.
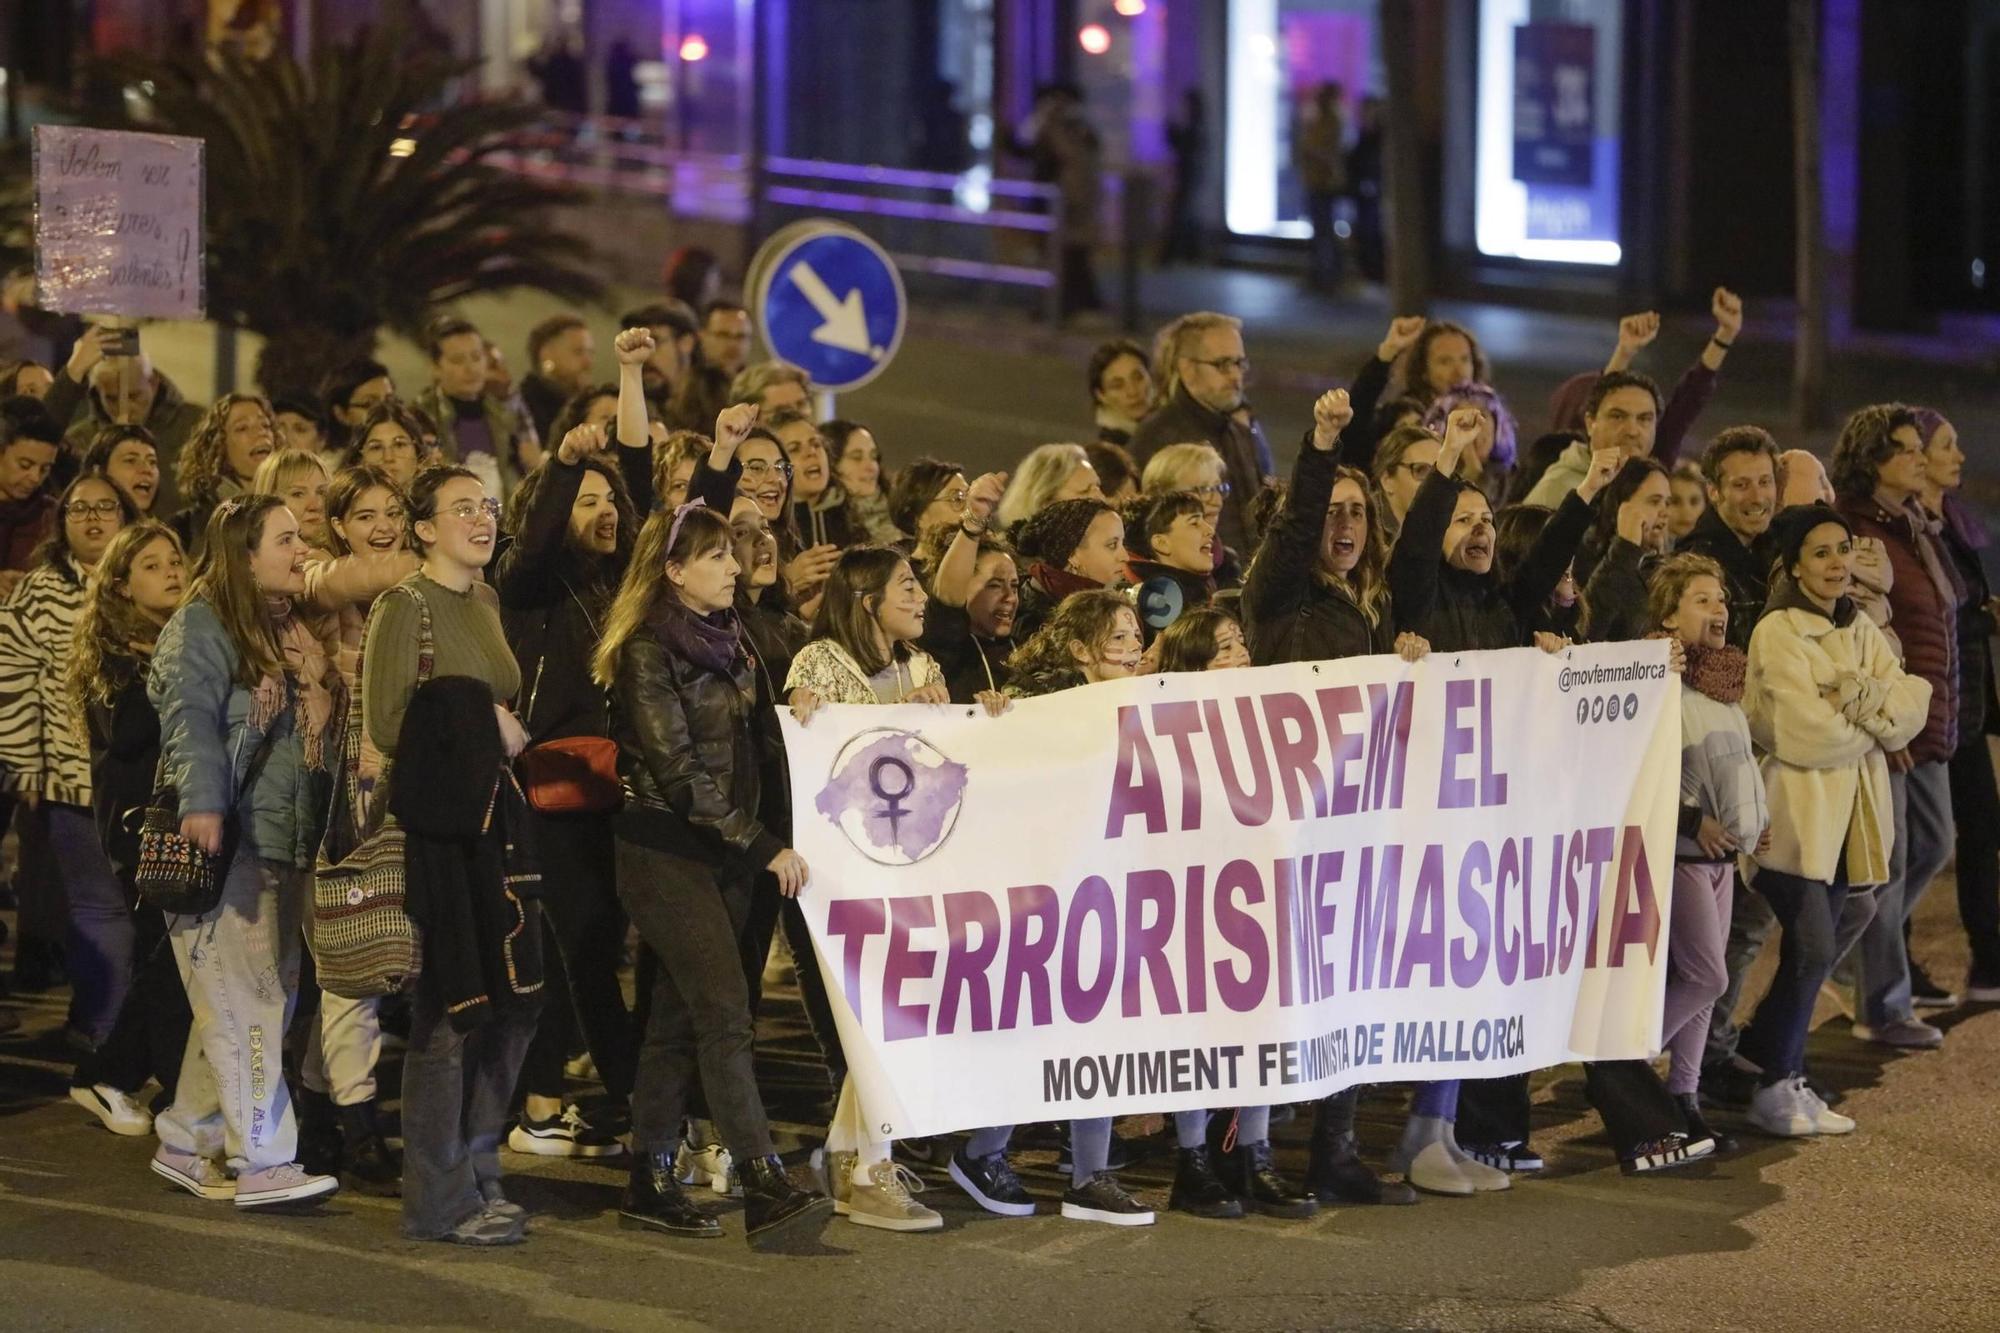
[787,260,885,360]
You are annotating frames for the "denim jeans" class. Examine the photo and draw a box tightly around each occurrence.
[1741,867,1872,1078]
[1855,762,1954,1025]
[157,856,306,1173]
[1704,877,1777,1068]
[616,837,776,1161]
[400,960,540,1239]
[73,896,190,1099]
[49,802,132,1044]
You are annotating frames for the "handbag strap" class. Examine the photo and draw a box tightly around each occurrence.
[524,575,599,735]
[337,580,436,837]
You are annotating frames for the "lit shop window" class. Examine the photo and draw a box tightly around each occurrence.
[1225,0,1379,238]
[1474,0,1623,265]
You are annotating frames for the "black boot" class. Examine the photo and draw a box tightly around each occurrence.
[620,1148,724,1239]
[741,1155,832,1249]
[339,1100,403,1196]
[295,1086,344,1178]
[1236,1140,1317,1219]
[1674,1092,1738,1156]
[1304,1129,1417,1206]
[1169,1146,1244,1219]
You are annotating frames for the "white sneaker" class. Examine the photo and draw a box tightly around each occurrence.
[1747,1077,1816,1137]
[233,1161,339,1209]
[70,1084,152,1136]
[674,1141,738,1196]
[1796,1080,1857,1135]
[151,1144,234,1201]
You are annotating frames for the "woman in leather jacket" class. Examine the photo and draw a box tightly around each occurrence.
[593,499,830,1249]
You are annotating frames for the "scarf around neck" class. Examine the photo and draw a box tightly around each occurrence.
[1683,641,1746,705]
[248,600,336,771]
[1029,561,1104,601]
[651,595,744,675]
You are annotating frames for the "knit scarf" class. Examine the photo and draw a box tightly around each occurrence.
[1028,561,1104,602]
[652,596,744,675]
[1684,642,1746,705]
[248,600,336,771]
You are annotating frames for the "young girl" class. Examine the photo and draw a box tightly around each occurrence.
[1651,554,1768,1154]
[148,494,342,1209]
[595,500,831,1248]
[0,475,138,1054]
[63,522,193,1136]
[786,546,977,1234]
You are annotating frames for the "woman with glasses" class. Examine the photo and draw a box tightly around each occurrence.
[1370,425,1441,543]
[1139,443,1240,588]
[171,394,277,557]
[0,473,139,1055]
[885,458,972,574]
[344,399,435,492]
[361,466,541,1245]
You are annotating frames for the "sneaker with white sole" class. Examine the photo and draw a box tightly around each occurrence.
[70,1084,152,1136]
[1851,1017,1944,1050]
[1619,1132,1716,1175]
[1746,1077,1817,1138]
[508,1104,625,1158]
[1060,1171,1155,1226]
[234,1161,339,1209]
[844,1161,943,1232]
[1796,1080,1857,1135]
[675,1141,739,1196]
[1459,1139,1543,1172]
[151,1144,234,1201]
[948,1147,1036,1217]
[1966,976,2000,1005]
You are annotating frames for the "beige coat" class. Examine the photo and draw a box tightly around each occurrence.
[1744,602,1930,886]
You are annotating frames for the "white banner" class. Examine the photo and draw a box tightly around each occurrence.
[782,641,1680,1141]
[34,126,205,320]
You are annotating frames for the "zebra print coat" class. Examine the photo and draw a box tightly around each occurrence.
[0,558,91,807]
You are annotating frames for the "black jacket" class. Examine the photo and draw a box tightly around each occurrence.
[919,601,1012,703]
[1677,505,1774,653]
[1389,470,1595,653]
[1128,386,1274,555]
[391,675,544,1033]
[1582,536,1657,644]
[86,671,160,875]
[611,612,784,870]
[739,593,808,831]
[495,449,655,747]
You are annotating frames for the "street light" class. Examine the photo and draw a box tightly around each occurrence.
[1078,23,1112,55]
[679,33,709,62]
[1113,0,1147,15]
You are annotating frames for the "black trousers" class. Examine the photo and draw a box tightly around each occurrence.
[741,870,846,1093]
[616,837,775,1160]
[1459,1065,1680,1156]
[517,809,637,1103]
[72,895,190,1100]
[1947,731,2000,982]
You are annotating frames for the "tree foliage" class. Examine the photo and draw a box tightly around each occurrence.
[104,21,605,392]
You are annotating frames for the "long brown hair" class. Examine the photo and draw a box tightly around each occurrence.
[189,494,291,687]
[65,521,184,724]
[591,504,734,687]
[808,546,915,677]
[175,392,275,502]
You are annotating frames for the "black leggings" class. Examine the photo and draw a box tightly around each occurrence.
[72,896,190,1099]
[516,810,637,1103]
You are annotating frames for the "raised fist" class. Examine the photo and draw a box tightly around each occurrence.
[1311,388,1352,451]
[1377,316,1426,362]
[614,327,656,366]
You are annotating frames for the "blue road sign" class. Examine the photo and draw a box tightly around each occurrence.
[752,223,906,393]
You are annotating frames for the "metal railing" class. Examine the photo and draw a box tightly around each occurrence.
[490,111,1074,321]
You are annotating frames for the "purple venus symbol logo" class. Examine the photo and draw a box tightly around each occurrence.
[816,728,968,866]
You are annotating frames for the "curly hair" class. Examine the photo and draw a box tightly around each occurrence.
[1646,552,1727,635]
[1400,320,1490,402]
[1829,403,1921,501]
[175,392,275,503]
[1013,496,1119,569]
[1004,588,1133,698]
[65,521,184,729]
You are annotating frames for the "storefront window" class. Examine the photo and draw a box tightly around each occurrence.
[1225,0,1379,238]
[1474,0,1623,264]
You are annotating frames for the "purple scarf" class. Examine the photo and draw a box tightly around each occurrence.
[650,596,744,675]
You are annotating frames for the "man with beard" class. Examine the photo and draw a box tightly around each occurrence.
[1128,312,1274,556]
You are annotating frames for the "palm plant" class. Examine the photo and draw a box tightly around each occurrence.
[104,20,605,394]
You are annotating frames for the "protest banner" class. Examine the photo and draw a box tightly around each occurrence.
[33,125,205,320]
[781,641,1681,1141]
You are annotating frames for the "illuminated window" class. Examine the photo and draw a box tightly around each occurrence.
[1225,0,1378,239]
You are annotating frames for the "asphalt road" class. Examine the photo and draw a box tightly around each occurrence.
[0,878,1993,1333]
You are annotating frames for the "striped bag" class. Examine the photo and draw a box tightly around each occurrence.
[311,583,431,999]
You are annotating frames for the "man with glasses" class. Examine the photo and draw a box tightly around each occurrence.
[1128,312,1273,554]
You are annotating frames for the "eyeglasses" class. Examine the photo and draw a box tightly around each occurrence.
[1186,356,1250,375]
[930,488,969,511]
[442,498,502,523]
[1188,481,1233,499]
[1394,461,1437,481]
[64,499,122,520]
[740,458,793,481]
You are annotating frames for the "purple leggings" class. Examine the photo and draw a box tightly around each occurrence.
[1411,1080,1459,1119]
[1663,862,1734,1095]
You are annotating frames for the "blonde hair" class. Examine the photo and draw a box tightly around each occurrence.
[590,505,733,687]
[997,443,1093,530]
[653,429,710,502]
[1151,311,1241,401]
[175,393,275,502]
[1140,442,1225,496]
[250,447,329,498]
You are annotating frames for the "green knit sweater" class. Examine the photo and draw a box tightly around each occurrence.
[361,573,522,758]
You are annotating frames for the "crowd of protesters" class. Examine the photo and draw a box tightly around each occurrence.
[0,267,1993,1247]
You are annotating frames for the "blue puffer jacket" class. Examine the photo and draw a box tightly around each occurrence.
[148,596,331,870]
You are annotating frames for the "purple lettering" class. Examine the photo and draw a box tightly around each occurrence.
[1605,826,1662,967]
[1212,859,1270,1012]
[1261,692,1328,820]
[1477,678,1509,806]
[1061,876,1118,1022]
[1451,839,1493,988]
[1394,843,1446,989]
[1204,698,1274,826]
[937,891,1002,1034]
[1183,864,1208,1011]
[1149,701,1205,831]
[1313,685,1365,816]
[999,884,1059,1029]
[1365,681,1415,811]
[1313,850,1343,1000]
[825,898,887,1027]
[1495,837,1525,985]
[1121,869,1182,1017]
[1578,825,1617,968]
[882,897,937,1041]
[1438,679,1477,809]
[1350,843,1402,990]
[1106,705,1166,837]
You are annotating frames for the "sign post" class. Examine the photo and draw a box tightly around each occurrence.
[33,126,205,321]
[747,220,906,409]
